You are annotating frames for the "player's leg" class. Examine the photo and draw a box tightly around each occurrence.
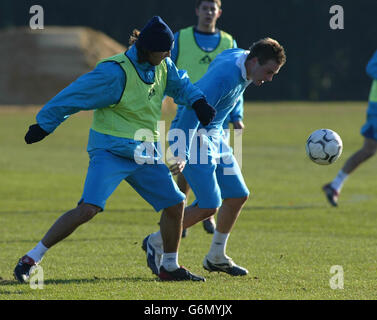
[14,149,129,283]
[177,172,191,196]
[130,163,205,281]
[180,160,222,229]
[203,153,250,276]
[215,196,248,234]
[342,137,377,174]
[183,204,217,229]
[142,162,220,274]
[176,172,190,237]
[41,203,101,249]
[177,172,216,236]
[323,115,377,206]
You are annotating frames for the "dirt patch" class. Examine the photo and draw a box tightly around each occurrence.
[0,26,126,105]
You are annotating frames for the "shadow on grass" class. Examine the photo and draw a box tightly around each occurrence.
[0,275,157,288]
[244,204,326,211]
[0,237,128,244]
[0,208,154,215]
[43,276,157,285]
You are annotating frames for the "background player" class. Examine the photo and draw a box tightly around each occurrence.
[323,49,377,206]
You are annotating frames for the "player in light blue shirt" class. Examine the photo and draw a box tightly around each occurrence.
[171,0,245,235]
[323,49,377,207]
[145,38,286,277]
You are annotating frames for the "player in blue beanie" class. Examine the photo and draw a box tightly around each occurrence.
[15,16,216,283]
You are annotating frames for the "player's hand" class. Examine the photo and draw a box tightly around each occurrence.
[191,98,216,126]
[168,157,186,175]
[25,124,49,144]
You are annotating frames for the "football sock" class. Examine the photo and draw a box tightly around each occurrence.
[26,241,48,263]
[149,231,163,250]
[331,170,348,192]
[162,252,179,271]
[207,230,230,262]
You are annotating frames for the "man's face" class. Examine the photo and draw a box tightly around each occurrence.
[245,57,282,86]
[196,1,222,29]
[148,50,171,66]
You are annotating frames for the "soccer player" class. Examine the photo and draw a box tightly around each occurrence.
[143,38,286,277]
[13,16,216,283]
[323,49,377,206]
[172,0,244,235]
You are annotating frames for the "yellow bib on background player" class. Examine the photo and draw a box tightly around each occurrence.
[176,26,234,83]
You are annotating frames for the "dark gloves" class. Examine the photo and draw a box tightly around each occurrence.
[191,98,216,126]
[25,124,49,144]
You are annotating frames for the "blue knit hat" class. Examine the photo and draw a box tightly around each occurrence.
[136,16,174,52]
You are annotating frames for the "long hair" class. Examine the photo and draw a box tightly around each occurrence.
[128,29,150,63]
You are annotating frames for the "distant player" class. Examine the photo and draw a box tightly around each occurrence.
[143,38,286,277]
[13,16,216,283]
[323,49,377,206]
[172,0,244,235]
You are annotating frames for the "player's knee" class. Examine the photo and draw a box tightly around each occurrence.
[362,139,377,158]
[361,146,377,159]
[239,194,249,205]
[224,195,249,209]
[77,203,101,222]
[164,201,185,219]
[367,146,377,157]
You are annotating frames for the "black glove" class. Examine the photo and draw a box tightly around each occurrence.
[25,124,49,144]
[191,98,216,126]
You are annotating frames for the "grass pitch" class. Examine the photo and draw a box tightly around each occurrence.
[1,102,377,300]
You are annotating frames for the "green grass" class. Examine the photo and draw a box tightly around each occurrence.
[1,102,377,300]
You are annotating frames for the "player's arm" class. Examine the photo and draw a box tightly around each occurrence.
[228,38,245,129]
[366,49,377,80]
[25,62,125,144]
[171,74,227,160]
[164,57,216,126]
[229,95,245,130]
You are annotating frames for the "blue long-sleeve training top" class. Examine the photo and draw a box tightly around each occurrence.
[35,45,205,159]
[170,48,252,157]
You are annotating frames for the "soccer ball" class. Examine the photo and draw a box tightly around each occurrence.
[305,129,343,165]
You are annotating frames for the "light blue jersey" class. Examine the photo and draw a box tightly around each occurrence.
[171,29,243,129]
[171,48,251,157]
[170,48,251,208]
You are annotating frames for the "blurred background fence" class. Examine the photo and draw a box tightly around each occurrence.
[0,0,376,103]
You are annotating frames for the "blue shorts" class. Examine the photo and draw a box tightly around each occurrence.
[361,114,377,141]
[79,149,185,211]
[182,136,249,209]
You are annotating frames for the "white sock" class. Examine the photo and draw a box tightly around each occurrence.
[26,241,48,263]
[162,252,179,271]
[207,231,230,262]
[149,231,163,250]
[331,170,349,192]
